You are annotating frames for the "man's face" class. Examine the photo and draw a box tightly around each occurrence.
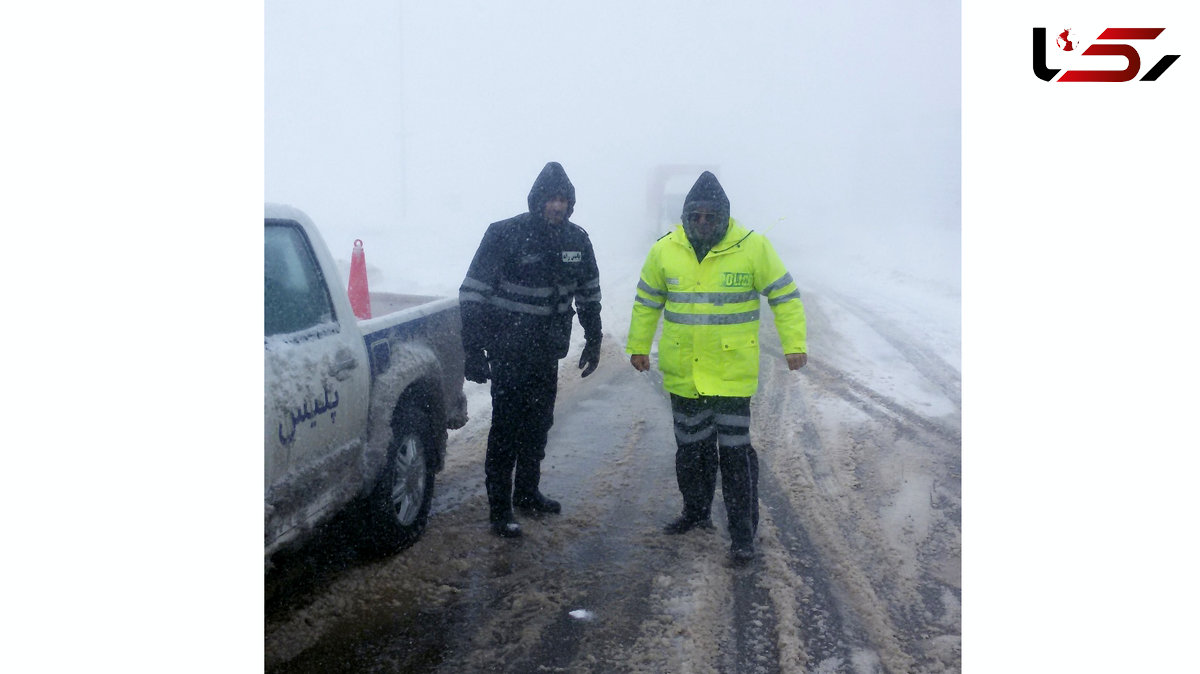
[542,196,569,225]
[685,209,725,241]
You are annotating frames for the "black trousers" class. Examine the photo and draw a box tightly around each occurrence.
[484,358,559,521]
[670,394,759,549]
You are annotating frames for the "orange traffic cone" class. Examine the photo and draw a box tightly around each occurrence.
[348,239,372,319]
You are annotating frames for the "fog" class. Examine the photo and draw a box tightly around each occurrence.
[266,0,961,306]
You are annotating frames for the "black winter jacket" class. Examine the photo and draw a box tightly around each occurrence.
[459,163,602,362]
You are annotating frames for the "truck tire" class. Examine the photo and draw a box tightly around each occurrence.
[361,401,436,557]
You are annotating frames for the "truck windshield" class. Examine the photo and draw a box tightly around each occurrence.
[265,221,335,336]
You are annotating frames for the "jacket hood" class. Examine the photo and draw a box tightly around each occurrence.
[681,171,730,220]
[527,161,576,219]
[681,171,731,255]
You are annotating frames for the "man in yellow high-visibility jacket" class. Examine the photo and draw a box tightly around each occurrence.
[627,171,807,562]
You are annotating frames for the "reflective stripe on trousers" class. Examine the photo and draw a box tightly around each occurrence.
[669,394,759,548]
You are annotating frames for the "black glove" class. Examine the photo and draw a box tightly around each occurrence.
[578,338,601,378]
[464,350,490,383]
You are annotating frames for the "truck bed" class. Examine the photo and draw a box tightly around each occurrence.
[355,292,467,430]
[368,292,443,316]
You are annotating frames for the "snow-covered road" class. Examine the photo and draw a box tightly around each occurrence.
[265,268,961,673]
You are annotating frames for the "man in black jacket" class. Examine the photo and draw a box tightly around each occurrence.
[458,162,603,537]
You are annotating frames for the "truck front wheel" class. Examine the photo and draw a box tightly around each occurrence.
[361,402,435,556]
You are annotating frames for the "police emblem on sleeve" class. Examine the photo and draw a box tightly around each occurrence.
[562,251,582,262]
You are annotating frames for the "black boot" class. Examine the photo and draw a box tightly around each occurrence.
[729,544,756,563]
[490,514,522,538]
[513,492,561,515]
[663,514,714,535]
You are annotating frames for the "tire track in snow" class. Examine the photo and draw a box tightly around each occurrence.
[803,281,961,408]
[753,353,917,674]
[798,285,958,443]
[728,560,785,673]
[755,465,853,670]
[805,360,960,445]
[757,295,960,671]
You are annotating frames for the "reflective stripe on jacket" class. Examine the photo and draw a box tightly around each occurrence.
[626,219,806,398]
[459,213,602,361]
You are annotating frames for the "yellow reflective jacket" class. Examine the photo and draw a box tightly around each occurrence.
[626,219,806,398]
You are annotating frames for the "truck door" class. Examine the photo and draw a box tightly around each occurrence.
[264,220,370,527]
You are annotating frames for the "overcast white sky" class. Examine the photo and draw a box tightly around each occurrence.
[265,0,961,297]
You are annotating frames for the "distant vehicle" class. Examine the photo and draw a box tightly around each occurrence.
[264,203,467,567]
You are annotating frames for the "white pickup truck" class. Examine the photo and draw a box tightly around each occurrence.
[265,203,468,566]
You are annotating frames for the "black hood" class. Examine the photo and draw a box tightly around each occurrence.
[681,171,730,248]
[527,161,576,219]
[681,171,730,221]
